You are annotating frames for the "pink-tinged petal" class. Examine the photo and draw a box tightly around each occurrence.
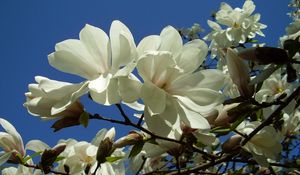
[48,39,101,80]
[80,24,111,73]
[141,81,166,114]
[137,35,161,57]
[159,26,182,53]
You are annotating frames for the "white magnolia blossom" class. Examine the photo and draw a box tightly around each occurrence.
[255,71,294,103]
[24,76,88,119]
[237,121,282,167]
[55,128,125,175]
[281,110,300,135]
[137,25,208,73]
[48,20,139,105]
[0,118,25,162]
[204,0,266,58]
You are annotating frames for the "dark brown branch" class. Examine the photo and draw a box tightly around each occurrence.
[241,85,300,146]
[23,163,69,175]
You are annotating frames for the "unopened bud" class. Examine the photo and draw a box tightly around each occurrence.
[113,131,144,148]
[96,138,114,164]
[52,143,67,155]
[226,48,254,98]
[222,135,242,153]
[51,116,81,132]
[238,47,289,65]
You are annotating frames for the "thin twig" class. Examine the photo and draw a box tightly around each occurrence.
[116,104,131,123]
[137,113,144,126]
[135,156,147,175]
[241,85,300,146]
[23,163,69,175]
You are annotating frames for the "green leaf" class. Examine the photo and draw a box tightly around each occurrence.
[211,126,231,135]
[79,112,89,128]
[23,151,43,163]
[55,156,65,162]
[105,156,124,163]
[129,141,144,158]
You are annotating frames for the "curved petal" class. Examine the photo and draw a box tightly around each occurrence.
[90,77,121,105]
[141,81,166,114]
[80,24,111,73]
[137,51,176,82]
[0,119,24,154]
[25,140,50,152]
[48,39,100,80]
[170,69,226,93]
[159,26,182,53]
[176,102,211,130]
[110,20,137,71]
[137,35,161,57]
[175,39,208,73]
[91,128,107,146]
[118,76,142,103]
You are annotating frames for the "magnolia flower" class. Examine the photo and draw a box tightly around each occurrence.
[237,121,282,167]
[204,0,266,58]
[0,118,25,163]
[48,20,139,105]
[281,110,300,136]
[55,128,125,175]
[255,71,294,103]
[136,51,225,136]
[137,25,208,73]
[24,76,87,119]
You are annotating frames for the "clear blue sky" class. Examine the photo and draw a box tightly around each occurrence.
[0,0,290,147]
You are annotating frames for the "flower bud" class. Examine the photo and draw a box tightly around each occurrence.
[238,47,289,65]
[113,131,144,148]
[222,135,242,153]
[96,138,114,164]
[226,48,254,98]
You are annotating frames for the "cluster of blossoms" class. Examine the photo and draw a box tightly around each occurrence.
[1,0,300,174]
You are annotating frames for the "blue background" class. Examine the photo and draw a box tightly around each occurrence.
[0,0,290,148]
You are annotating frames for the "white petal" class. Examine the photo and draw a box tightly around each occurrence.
[141,82,166,114]
[0,118,24,154]
[91,128,107,146]
[0,152,12,166]
[159,26,183,53]
[2,166,17,175]
[170,69,226,93]
[25,140,50,152]
[90,78,121,105]
[110,20,136,71]
[137,35,161,57]
[175,39,208,73]
[118,76,142,103]
[137,51,176,82]
[243,0,255,15]
[48,39,100,80]
[80,24,111,73]
[177,102,211,130]
[207,20,222,31]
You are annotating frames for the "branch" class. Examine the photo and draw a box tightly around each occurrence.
[241,85,300,146]
[23,163,69,175]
